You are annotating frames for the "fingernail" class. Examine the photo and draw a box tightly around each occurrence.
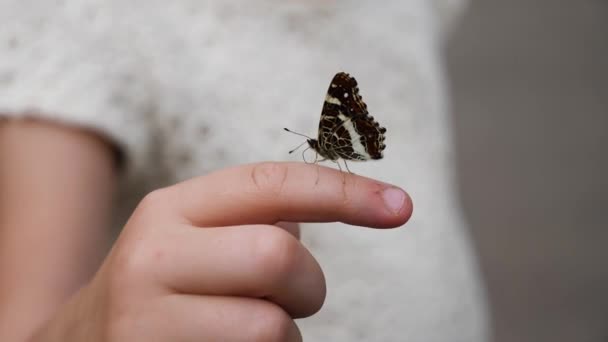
[382,187,406,214]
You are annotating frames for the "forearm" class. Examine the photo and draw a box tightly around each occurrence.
[0,118,117,340]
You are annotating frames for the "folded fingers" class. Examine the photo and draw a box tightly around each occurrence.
[146,224,325,318]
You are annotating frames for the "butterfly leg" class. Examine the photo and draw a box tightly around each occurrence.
[343,160,355,174]
[334,160,343,173]
[312,152,328,185]
[330,160,350,185]
[301,147,312,164]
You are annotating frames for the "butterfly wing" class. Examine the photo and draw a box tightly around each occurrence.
[317,72,386,160]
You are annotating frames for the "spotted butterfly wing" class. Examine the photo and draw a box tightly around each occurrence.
[309,72,386,161]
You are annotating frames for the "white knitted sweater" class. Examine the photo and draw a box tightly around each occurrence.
[0,1,487,341]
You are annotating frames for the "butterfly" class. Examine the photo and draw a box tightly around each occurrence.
[284,72,386,173]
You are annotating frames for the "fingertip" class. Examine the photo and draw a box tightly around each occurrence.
[402,190,414,223]
[371,185,413,228]
[381,187,408,215]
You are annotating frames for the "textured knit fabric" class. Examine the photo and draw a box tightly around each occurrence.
[0,1,488,341]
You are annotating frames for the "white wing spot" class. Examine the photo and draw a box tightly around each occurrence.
[325,94,342,105]
[343,92,349,98]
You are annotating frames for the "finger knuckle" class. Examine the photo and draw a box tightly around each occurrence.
[134,187,172,217]
[108,234,161,294]
[251,162,289,195]
[303,271,327,317]
[102,261,149,341]
[106,189,173,294]
[252,225,301,287]
[250,303,296,342]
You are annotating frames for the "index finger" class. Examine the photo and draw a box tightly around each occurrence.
[167,162,412,228]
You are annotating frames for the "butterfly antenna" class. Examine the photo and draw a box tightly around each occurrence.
[288,141,308,154]
[283,128,313,139]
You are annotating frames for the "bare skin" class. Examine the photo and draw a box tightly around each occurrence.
[0,119,413,341]
[0,119,117,341]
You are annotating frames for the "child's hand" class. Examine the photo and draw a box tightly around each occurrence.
[33,162,412,342]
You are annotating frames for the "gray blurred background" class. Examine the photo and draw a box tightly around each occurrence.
[445,1,608,341]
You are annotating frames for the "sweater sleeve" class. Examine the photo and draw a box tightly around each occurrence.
[0,2,155,182]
